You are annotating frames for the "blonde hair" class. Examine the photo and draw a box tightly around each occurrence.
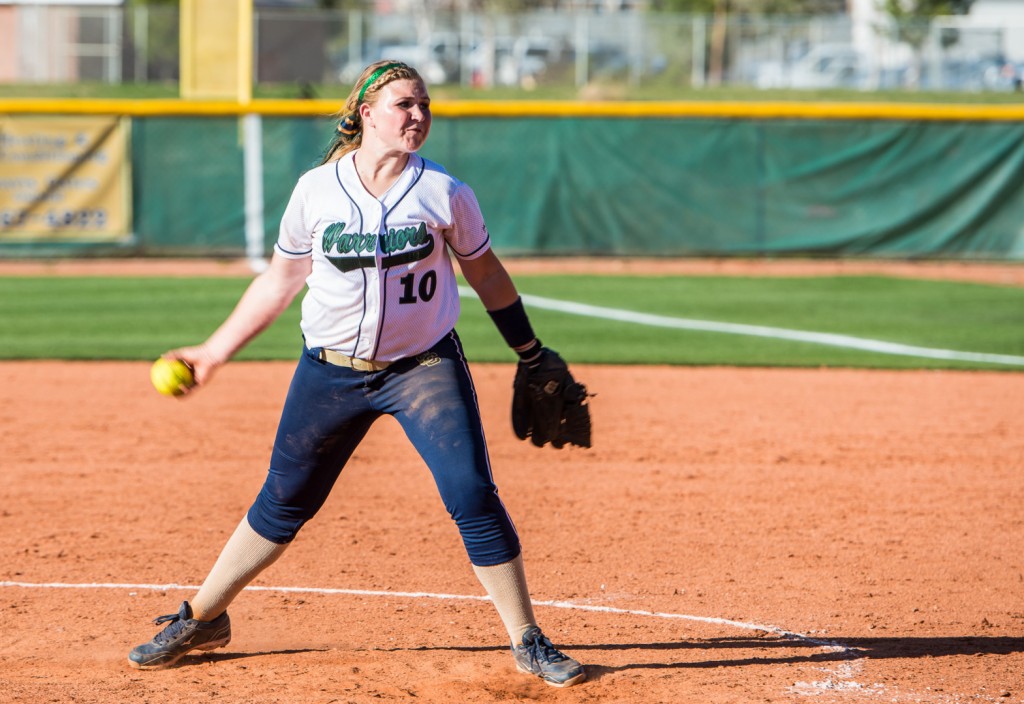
[321,60,423,164]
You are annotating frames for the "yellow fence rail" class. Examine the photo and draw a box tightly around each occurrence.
[3,99,1024,121]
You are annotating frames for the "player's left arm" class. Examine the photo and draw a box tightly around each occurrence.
[458,249,542,359]
[457,248,519,313]
[457,249,592,449]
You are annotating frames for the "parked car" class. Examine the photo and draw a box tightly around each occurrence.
[916,53,1022,92]
[338,34,464,85]
[468,35,564,88]
[755,44,865,90]
[980,57,1023,91]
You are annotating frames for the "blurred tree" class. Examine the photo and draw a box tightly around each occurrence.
[880,0,975,85]
[881,0,974,48]
[652,0,849,86]
[313,0,374,8]
[651,0,847,14]
[124,0,181,81]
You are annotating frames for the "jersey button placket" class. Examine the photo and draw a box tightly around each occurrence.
[369,200,388,359]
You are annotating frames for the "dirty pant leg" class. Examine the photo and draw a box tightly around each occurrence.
[389,331,521,566]
[247,349,377,543]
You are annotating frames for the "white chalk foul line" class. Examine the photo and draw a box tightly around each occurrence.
[0,579,853,656]
[458,287,1024,367]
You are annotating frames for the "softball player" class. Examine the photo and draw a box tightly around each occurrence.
[127,60,585,688]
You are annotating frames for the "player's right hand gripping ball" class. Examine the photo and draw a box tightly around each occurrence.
[512,348,592,449]
[150,358,195,397]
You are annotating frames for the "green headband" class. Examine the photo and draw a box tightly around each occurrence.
[358,63,403,105]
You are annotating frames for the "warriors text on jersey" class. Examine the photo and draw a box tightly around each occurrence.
[275,152,491,361]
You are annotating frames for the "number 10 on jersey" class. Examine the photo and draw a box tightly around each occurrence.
[398,270,437,304]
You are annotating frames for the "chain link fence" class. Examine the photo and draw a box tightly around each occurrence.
[0,3,1020,93]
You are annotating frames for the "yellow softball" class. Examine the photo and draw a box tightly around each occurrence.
[150,358,195,397]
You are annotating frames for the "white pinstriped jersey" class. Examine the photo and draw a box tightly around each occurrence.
[275,152,490,361]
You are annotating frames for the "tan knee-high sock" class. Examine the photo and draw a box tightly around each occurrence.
[190,517,289,621]
[472,553,537,645]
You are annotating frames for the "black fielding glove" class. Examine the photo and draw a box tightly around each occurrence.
[511,348,592,449]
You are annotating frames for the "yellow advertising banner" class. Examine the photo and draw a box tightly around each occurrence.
[0,115,131,242]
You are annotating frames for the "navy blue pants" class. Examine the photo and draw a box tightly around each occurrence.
[247,330,521,566]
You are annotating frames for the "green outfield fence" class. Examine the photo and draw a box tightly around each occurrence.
[3,99,1024,260]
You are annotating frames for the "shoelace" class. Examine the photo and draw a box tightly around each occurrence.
[151,612,187,645]
[525,633,568,664]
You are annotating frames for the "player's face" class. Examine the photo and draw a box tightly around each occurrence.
[365,78,431,153]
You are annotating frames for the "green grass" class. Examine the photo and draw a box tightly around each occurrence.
[2,81,1022,104]
[483,275,1024,369]
[0,277,298,361]
[1,274,1022,370]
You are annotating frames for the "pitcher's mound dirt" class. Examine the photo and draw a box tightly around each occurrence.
[1,360,1021,703]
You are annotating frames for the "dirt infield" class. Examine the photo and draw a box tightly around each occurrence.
[1,358,1022,704]
[1,258,1022,702]
[0,256,1022,286]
